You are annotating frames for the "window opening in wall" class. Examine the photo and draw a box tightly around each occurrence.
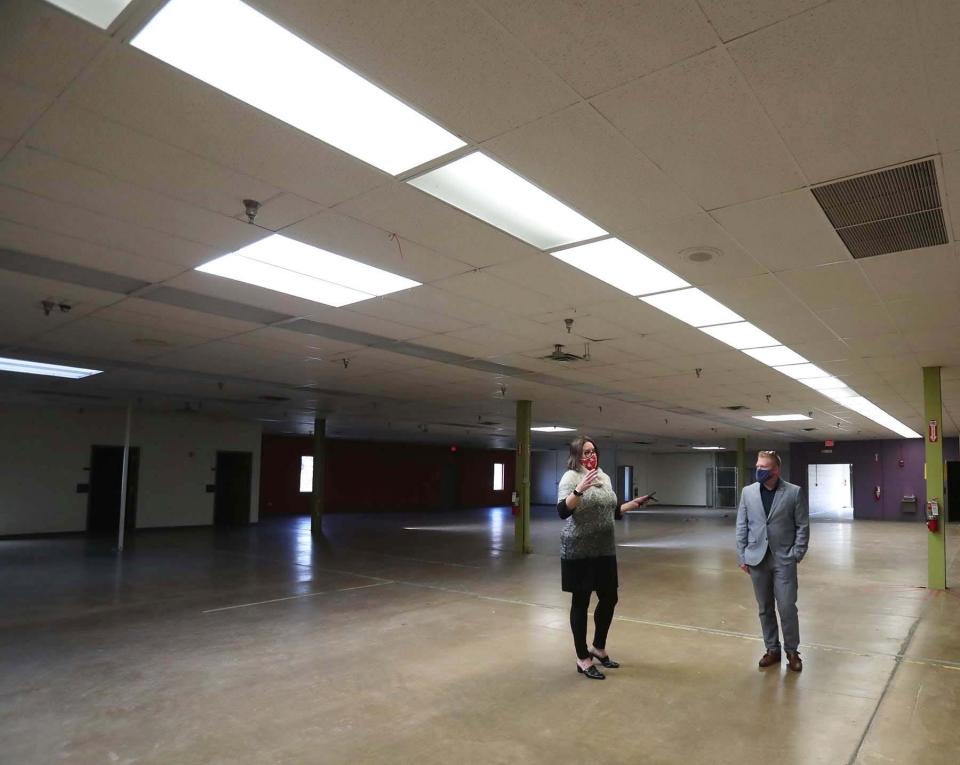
[493,462,505,491]
[300,456,313,493]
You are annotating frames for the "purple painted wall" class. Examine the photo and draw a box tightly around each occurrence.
[789,437,959,521]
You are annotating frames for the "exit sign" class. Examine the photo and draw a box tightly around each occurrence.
[824,440,834,447]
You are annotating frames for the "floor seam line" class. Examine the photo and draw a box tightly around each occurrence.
[200,581,395,613]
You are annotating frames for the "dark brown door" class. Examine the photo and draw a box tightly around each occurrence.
[214,451,253,526]
[87,445,140,535]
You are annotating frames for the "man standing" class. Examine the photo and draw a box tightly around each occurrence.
[736,450,809,672]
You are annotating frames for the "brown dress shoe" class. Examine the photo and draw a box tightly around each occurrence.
[758,650,782,668]
[786,651,803,672]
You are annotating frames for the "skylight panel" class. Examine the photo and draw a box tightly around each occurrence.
[132,0,464,174]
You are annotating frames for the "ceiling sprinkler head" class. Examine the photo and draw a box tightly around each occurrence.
[564,318,574,333]
[242,198,262,224]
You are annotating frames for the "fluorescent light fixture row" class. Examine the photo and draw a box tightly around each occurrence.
[0,356,102,379]
[692,446,724,450]
[799,376,849,392]
[842,397,921,439]
[753,414,813,422]
[552,239,689,297]
[699,321,780,350]
[196,234,420,307]
[44,0,134,29]
[408,152,607,249]
[641,288,743,328]
[773,363,831,380]
[531,426,576,432]
[741,345,809,367]
[132,0,464,174]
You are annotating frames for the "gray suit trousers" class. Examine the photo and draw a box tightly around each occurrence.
[748,549,799,653]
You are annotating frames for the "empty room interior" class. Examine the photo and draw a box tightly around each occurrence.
[3,1,960,763]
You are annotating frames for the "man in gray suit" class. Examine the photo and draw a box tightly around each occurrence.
[736,450,809,672]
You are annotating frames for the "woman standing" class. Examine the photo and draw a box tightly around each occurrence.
[558,435,652,680]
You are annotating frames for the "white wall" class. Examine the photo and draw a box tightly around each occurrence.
[0,404,261,536]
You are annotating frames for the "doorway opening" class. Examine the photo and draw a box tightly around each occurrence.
[214,451,253,526]
[616,465,634,505]
[947,461,960,523]
[808,463,853,521]
[87,445,140,535]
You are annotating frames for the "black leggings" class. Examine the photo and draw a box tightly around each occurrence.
[570,589,618,660]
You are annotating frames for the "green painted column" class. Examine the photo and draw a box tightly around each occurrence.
[924,367,947,589]
[310,415,326,537]
[736,437,747,498]
[514,400,532,554]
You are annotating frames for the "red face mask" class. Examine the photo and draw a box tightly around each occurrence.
[580,453,598,471]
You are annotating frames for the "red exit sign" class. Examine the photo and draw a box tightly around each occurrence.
[824,440,835,447]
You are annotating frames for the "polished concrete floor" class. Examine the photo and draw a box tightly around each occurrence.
[2,507,959,764]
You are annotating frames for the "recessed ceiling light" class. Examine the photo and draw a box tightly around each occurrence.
[196,234,420,307]
[44,0,134,29]
[531,426,576,432]
[640,288,743,328]
[753,414,813,422]
[692,445,724,450]
[408,152,607,249]
[0,356,102,379]
[131,0,464,174]
[552,238,688,296]
[699,322,780,350]
[773,363,830,380]
[741,345,808,367]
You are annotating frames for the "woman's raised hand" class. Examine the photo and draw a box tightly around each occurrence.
[576,469,599,494]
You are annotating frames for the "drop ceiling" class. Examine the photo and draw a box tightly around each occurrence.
[0,0,958,447]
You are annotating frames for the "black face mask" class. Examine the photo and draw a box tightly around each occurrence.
[756,468,775,484]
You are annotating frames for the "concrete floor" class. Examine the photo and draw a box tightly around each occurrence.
[2,508,959,765]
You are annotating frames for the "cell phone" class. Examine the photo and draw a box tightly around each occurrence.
[646,491,657,502]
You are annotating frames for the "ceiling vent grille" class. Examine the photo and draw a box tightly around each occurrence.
[811,159,948,259]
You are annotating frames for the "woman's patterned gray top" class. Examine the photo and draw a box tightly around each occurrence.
[557,468,618,560]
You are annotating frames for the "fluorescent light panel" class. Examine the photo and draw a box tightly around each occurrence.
[773,363,830,380]
[131,0,464,174]
[742,345,808,367]
[408,152,607,249]
[531,426,576,432]
[640,288,743,328]
[196,234,420,307]
[753,414,812,422]
[0,356,101,379]
[699,321,780,350]
[799,376,849,391]
[552,238,688,296]
[44,0,134,28]
[692,446,724,450]
[842,397,921,439]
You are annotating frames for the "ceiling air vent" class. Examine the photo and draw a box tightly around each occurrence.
[811,159,948,259]
[724,405,748,411]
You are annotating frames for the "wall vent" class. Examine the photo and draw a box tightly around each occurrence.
[811,159,948,259]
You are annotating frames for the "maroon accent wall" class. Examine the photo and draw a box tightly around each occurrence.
[259,435,516,514]
[789,437,959,521]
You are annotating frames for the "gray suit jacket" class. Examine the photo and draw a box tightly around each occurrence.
[736,480,809,567]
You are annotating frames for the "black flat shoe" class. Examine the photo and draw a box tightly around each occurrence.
[590,650,620,669]
[577,663,605,680]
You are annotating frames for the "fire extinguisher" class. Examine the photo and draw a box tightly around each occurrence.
[511,491,520,517]
[927,499,940,533]
[874,485,881,502]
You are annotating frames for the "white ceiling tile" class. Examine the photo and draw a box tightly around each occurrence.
[0,1,107,93]
[885,298,960,332]
[621,212,766,286]
[841,333,912,358]
[64,47,385,206]
[483,104,699,233]
[785,340,852,363]
[916,0,960,153]
[702,273,810,320]
[476,0,716,97]
[859,245,960,302]
[30,315,212,361]
[486,253,630,307]
[747,313,837,344]
[728,0,936,183]
[0,76,51,142]
[0,147,259,252]
[387,284,496,327]
[251,193,324,231]
[0,218,183,283]
[697,0,826,41]
[777,262,877,310]
[432,271,557,317]
[98,297,261,337]
[297,306,427,342]
[253,0,577,142]
[590,47,805,209]
[941,152,960,241]
[0,184,217,270]
[711,189,850,272]
[335,180,538,269]
[346,296,473,334]
[282,210,468,285]
[817,303,898,338]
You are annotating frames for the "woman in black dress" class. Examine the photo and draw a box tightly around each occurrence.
[557,435,652,679]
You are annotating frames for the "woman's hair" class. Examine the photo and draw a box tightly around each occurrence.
[566,435,598,471]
